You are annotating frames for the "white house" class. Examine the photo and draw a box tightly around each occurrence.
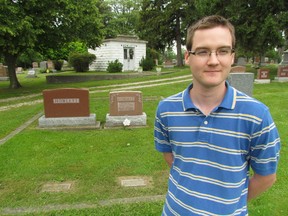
[88,35,148,72]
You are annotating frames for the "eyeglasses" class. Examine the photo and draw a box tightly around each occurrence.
[188,47,235,59]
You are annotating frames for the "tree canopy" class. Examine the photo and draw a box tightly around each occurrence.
[139,0,288,66]
[0,0,104,88]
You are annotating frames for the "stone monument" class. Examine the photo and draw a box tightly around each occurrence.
[38,88,100,128]
[0,64,9,81]
[254,68,270,84]
[26,68,37,78]
[275,50,288,82]
[230,66,246,73]
[227,73,254,96]
[105,91,147,127]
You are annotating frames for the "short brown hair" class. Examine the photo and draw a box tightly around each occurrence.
[186,15,235,51]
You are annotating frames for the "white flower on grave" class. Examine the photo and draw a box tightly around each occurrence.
[123,118,131,127]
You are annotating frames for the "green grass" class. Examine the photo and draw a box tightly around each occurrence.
[0,67,287,215]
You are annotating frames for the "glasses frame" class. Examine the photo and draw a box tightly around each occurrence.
[188,47,235,58]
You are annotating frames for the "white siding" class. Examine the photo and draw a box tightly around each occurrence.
[89,36,147,72]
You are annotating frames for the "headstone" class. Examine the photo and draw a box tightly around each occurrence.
[40,61,48,70]
[255,68,270,84]
[237,57,247,66]
[280,50,288,65]
[26,68,37,78]
[43,88,90,117]
[109,91,143,116]
[118,176,152,187]
[16,67,24,74]
[0,64,9,80]
[41,182,72,192]
[105,91,147,127]
[230,66,246,73]
[47,60,54,70]
[163,60,174,68]
[32,62,39,68]
[275,50,288,82]
[227,73,254,96]
[38,88,100,128]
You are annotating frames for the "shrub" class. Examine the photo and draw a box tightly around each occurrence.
[139,57,154,71]
[107,59,123,73]
[68,52,96,72]
[53,60,64,71]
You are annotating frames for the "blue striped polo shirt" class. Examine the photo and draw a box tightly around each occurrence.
[154,82,280,215]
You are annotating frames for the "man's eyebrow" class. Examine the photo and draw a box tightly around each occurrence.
[193,45,232,50]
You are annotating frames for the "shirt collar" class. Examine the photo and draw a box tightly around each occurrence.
[182,81,236,111]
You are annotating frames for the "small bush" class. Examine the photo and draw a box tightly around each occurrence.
[68,53,96,72]
[53,60,64,71]
[107,59,123,73]
[139,57,154,71]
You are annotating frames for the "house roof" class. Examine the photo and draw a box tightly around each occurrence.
[104,35,148,44]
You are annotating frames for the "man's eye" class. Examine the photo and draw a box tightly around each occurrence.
[196,50,209,56]
[217,48,230,55]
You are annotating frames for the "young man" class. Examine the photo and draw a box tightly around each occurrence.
[154,15,280,215]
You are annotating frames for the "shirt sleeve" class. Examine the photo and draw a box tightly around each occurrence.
[154,102,172,153]
[249,108,281,176]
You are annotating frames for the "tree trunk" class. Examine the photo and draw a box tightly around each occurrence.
[175,14,183,67]
[4,53,22,89]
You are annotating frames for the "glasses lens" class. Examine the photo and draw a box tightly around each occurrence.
[217,48,232,56]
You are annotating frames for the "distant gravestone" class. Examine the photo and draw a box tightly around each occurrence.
[40,61,47,70]
[32,62,39,68]
[105,91,147,127]
[38,88,99,128]
[26,69,37,78]
[275,51,288,82]
[47,60,54,70]
[0,64,9,80]
[280,50,288,65]
[16,67,24,74]
[255,68,270,84]
[237,57,247,66]
[230,66,246,73]
[227,73,254,96]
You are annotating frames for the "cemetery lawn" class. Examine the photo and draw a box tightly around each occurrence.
[0,68,287,215]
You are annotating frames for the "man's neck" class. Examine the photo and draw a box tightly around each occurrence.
[190,82,227,116]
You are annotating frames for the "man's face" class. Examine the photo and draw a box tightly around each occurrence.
[185,26,235,89]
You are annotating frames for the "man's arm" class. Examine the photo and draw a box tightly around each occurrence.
[163,152,174,168]
[248,173,276,201]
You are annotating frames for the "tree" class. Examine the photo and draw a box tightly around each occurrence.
[193,0,287,62]
[139,0,195,66]
[0,0,104,89]
[100,0,142,38]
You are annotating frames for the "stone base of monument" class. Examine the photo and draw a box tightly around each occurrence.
[104,113,147,128]
[38,114,100,129]
[227,72,254,96]
[273,77,288,83]
[0,77,9,81]
[254,79,270,84]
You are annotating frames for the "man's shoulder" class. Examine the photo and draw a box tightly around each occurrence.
[234,89,270,114]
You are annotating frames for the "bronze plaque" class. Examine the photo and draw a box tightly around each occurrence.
[43,88,90,117]
[109,91,143,116]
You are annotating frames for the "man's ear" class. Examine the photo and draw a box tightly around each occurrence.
[184,51,190,65]
[231,53,235,65]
